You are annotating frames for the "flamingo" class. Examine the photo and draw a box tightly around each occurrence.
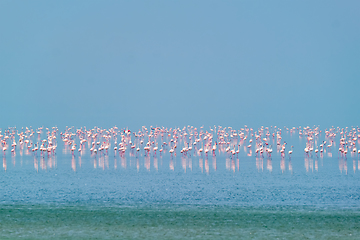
[153,143,158,155]
[199,143,204,155]
[344,146,348,157]
[212,142,217,154]
[231,145,236,156]
[304,146,309,155]
[2,145,7,154]
[288,146,293,157]
[267,145,272,156]
[71,144,76,155]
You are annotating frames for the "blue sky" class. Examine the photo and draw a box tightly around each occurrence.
[0,1,359,130]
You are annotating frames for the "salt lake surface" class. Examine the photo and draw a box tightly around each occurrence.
[0,126,359,239]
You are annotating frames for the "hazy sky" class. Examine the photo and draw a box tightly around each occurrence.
[0,1,359,130]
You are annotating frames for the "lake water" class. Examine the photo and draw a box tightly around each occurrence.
[0,126,359,239]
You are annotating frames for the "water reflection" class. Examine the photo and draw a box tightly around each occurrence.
[78,156,82,168]
[154,156,158,171]
[256,157,263,172]
[205,158,209,174]
[305,156,313,172]
[339,158,347,174]
[121,156,127,169]
[181,157,186,173]
[34,156,38,172]
[7,151,349,174]
[3,157,6,171]
[145,155,150,171]
[267,158,272,172]
[353,159,356,173]
[280,157,285,173]
[169,158,174,171]
[12,154,16,167]
[72,156,76,172]
[231,158,235,172]
[40,157,46,170]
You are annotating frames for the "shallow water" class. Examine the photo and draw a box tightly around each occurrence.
[1,205,359,239]
[0,126,359,239]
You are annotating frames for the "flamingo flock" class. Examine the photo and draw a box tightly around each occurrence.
[300,126,360,158]
[0,126,58,157]
[0,125,359,164]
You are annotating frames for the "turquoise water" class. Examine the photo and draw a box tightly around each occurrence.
[1,205,359,239]
[0,126,359,239]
